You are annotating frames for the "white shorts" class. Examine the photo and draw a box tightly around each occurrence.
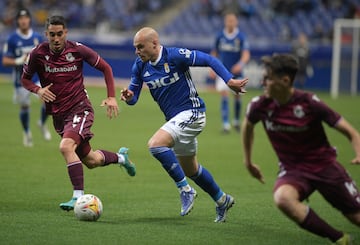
[215,76,231,92]
[161,109,206,156]
[14,81,40,106]
[14,86,31,106]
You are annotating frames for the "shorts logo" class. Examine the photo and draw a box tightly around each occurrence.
[293,105,305,118]
[72,115,81,128]
[66,52,75,62]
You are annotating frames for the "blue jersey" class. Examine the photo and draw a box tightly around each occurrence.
[2,29,43,87]
[214,28,249,76]
[128,46,233,121]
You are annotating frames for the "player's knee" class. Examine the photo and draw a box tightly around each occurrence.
[273,188,296,210]
[148,137,164,148]
[59,139,76,156]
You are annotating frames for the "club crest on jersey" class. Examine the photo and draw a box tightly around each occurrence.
[293,105,305,118]
[45,55,50,61]
[164,63,170,73]
[65,52,75,62]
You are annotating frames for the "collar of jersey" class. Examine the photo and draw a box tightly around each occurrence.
[16,28,33,40]
[149,45,163,66]
[223,28,239,40]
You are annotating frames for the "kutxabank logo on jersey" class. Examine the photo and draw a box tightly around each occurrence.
[44,64,78,73]
[264,120,308,132]
[146,72,180,89]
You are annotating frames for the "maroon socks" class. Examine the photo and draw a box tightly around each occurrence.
[97,150,119,166]
[67,161,84,190]
[299,208,343,242]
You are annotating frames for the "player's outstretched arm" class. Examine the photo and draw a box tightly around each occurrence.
[241,117,265,183]
[2,54,28,67]
[334,118,360,164]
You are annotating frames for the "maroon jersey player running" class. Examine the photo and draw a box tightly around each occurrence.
[21,15,136,211]
[242,54,360,244]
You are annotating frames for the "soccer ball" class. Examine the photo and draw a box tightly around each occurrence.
[74,194,103,221]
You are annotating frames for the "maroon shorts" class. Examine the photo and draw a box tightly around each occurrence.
[52,99,94,159]
[274,162,360,214]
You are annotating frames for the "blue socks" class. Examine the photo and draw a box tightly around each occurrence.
[150,147,224,202]
[190,165,224,202]
[149,147,189,189]
[221,96,229,127]
[40,104,48,125]
[20,107,30,133]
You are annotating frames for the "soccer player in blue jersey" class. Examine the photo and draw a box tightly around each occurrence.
[121,27,248,222]
[2,9,51,146]
[211,12,250,133]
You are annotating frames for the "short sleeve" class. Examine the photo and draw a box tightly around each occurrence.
[246,96,262,124]
[240,33,250,50]
[3,37,15,57]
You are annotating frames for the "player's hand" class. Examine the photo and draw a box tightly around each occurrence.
[231,63,242,75]
[101,97,119,119]
[37,83,56,103]
[120,88,134,102]
[246,163,265,184]
[227,78,248,94]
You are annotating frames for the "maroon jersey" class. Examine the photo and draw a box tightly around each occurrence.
[23,40,101,115]
[246,90,342,173]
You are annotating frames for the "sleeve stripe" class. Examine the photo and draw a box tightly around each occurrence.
[93,55,100,67]
[192,51,196,66]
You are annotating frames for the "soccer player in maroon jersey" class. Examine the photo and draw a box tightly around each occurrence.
[21,15,136,211]
[242,54,360,244]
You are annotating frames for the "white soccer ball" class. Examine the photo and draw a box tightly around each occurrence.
[74,194,103,221]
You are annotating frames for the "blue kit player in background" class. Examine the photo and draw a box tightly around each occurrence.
[121,27,248,222]
[2,8,51,147]
[211,12,250,133]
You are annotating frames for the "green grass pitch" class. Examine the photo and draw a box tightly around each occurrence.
[0,79,359,245]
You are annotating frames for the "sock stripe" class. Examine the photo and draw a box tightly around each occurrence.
[67,161,82,167]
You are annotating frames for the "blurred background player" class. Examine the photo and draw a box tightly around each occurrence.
[2,8,51,147]
[211,12,250,133]
[291,32,313,89]
[21,15,136,210]
[121,27,247,222]
[242,54,360,245]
